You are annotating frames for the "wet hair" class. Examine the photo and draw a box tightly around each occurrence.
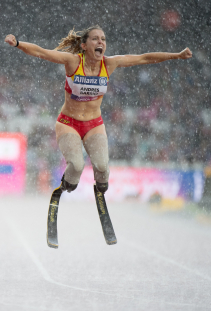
[55,25,104,54]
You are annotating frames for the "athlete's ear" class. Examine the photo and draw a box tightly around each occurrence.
[81,43,86,51]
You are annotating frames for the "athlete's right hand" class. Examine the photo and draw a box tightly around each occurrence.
[4,34,18,47]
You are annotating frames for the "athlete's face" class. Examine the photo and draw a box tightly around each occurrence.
[82,29,106,60]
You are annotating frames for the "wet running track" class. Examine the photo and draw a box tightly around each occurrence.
[0,195,211,311]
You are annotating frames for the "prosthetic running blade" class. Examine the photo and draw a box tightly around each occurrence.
[94,184,117,245]
[47,184,63,249]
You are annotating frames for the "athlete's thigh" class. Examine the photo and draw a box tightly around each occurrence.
[83,124,107,142]
[55,121,80,142]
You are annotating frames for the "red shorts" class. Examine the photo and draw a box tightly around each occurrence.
[57,112,104,139]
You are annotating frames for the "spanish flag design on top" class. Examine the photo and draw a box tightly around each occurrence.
[65,53,109,102]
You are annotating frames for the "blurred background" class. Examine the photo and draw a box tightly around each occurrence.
[1,0,211,207]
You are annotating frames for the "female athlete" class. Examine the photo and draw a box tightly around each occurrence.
[5,25,192,194]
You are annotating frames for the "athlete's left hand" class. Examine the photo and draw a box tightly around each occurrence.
[179,48,192,59]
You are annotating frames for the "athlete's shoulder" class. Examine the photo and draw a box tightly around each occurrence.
[104,55,123,65]
[64,53,80,64]
[65,52,81,60]
[103,55,115,62]
[65,53,81,76]
[103,55,121,75]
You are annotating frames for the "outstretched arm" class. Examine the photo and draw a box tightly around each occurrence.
[105,48,192,75]
[4,34,75,65]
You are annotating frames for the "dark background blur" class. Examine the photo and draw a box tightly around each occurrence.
[1,0,211,188]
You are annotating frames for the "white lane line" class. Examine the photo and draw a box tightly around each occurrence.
[122,238,211,282]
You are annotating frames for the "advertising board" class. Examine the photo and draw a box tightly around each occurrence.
[0,133,27,195]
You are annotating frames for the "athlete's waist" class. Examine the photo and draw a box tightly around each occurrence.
[62,96,103,120]
[58,112,103,125]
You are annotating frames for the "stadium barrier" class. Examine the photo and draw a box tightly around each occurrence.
[52,166,205,204]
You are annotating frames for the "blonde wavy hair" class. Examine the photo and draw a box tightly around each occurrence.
[55,25,104,54]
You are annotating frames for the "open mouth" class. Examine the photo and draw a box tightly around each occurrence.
[95,47,103,55]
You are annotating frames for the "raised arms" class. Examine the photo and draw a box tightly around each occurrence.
[105,48,192,75]
[5,34,192,77]
[4,34,76,65]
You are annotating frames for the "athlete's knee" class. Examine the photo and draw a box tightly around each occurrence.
[67,159,85,174]
[94,161,109,173]
[64,160,84,185]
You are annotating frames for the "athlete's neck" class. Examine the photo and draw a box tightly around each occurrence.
[84,54,101,74]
